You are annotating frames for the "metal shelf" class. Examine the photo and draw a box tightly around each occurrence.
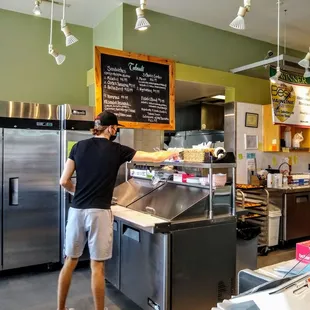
[126,160,236,220]
[130,161,236,169]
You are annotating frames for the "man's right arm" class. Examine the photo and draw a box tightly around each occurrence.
[132,150,179,163]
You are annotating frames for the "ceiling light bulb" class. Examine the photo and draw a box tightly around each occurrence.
[49,44,66,65]
[61,20,78,46]
[270,67,282,83]
[298,50,310,69]
[135,8,150,31]
[33,0,42,16]
[304,68,310,78]
[230,7,247,30]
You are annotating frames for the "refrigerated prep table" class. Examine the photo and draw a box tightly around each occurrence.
[106,161,237,310]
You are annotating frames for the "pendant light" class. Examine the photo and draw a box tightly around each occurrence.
[230,0,251,30]
[33,0,42,16]
[270,1,281,83]
[61,0,78,46]
[304,68,310,78]
[298,48,310,69]
[48,0,66,65]
[135,0,150,31]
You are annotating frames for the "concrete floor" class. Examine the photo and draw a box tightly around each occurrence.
[0,247,296,310]
[0,265,141,310]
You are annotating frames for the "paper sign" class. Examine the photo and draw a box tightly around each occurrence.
[258,142,263,151]
[247,153,256,159]
[238,154,243,160]
[282,147,290,153]
[67,141,77,158]
[288,156,292,166]
[293,155,298,165]
[272,157,277,166]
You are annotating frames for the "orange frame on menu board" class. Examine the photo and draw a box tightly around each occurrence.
[94,46,175,130]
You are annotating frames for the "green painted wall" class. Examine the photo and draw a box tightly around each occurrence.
[0,9,92,105]
[122,4,303,72]
[93,5,123,52]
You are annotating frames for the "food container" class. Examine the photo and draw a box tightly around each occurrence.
[213,173,227,187]
[173,173,194,183]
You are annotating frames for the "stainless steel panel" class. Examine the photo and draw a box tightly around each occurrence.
[2,129,60,270]
[128,183,210,221]
[171,221,236,310]
[0,128,2,270]
[224,102,236,154]
[62,104,94,122]
[60,130,92,262]
[120,221,169,310]
[105,219,121,289]
[0,101,59,120]
[113,178,163,207]
[169,130,224,148]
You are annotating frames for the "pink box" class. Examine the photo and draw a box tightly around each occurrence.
[296,240,310,264]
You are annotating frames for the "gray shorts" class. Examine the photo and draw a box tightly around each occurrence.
[64,207,113,261]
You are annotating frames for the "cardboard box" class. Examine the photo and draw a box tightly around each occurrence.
[296,240,310,264]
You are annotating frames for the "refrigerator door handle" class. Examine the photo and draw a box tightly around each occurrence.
[9,177,19,206]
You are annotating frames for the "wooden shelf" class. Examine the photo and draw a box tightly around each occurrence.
[263,104,310,152]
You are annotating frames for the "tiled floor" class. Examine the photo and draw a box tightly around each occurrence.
[0,265,141,310]
[0,247,296,310]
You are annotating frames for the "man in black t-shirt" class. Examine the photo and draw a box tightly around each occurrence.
[57,111,178,310]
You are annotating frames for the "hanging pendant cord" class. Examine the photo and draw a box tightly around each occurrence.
[277,0,280,69]
[49,0,54,46]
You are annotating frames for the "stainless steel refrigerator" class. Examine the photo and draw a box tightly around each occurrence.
[0,101,60,270]
[59,104,95,262]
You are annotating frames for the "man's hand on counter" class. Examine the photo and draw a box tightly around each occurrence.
[133,150,179,163]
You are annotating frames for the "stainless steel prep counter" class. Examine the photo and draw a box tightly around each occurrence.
[106,161,237,310]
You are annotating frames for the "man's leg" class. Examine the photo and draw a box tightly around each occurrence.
[91,260,105,310]
[57,257,79,310]
[87,209,113,310]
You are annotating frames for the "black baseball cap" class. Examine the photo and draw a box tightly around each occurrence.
[95,111,123,127]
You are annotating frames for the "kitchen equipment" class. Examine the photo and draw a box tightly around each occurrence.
[107,160,237,310]
[0,101,60,270]
[284,126,292,148]
[268,189,310,243]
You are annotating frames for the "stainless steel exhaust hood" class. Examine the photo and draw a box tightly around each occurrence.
[230,54,304,77]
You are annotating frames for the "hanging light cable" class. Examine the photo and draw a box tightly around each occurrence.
[48,0,66,65]
[33,0,42,16]
[61,0,78,46]
[135,0,150,31]
[230,0,251,30]
[270,1,282,83]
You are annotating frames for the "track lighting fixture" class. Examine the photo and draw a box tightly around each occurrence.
[270,67,282,83]
[61,0,78,46]
[135,0,150,31]
[49,45,66,65]
[270,1,281,84]
[230,0,251,30]
[298,48,310,69]
[304,68,310,78]
[33,0,42,16]
[49,0,65,65]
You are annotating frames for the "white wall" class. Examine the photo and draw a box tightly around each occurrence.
[236,102,263,184]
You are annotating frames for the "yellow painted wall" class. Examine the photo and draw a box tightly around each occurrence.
[176,63,271,105]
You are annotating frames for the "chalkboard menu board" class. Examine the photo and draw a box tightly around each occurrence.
[95,47,175,130]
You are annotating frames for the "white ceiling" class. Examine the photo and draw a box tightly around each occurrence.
[1,0,310,52]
